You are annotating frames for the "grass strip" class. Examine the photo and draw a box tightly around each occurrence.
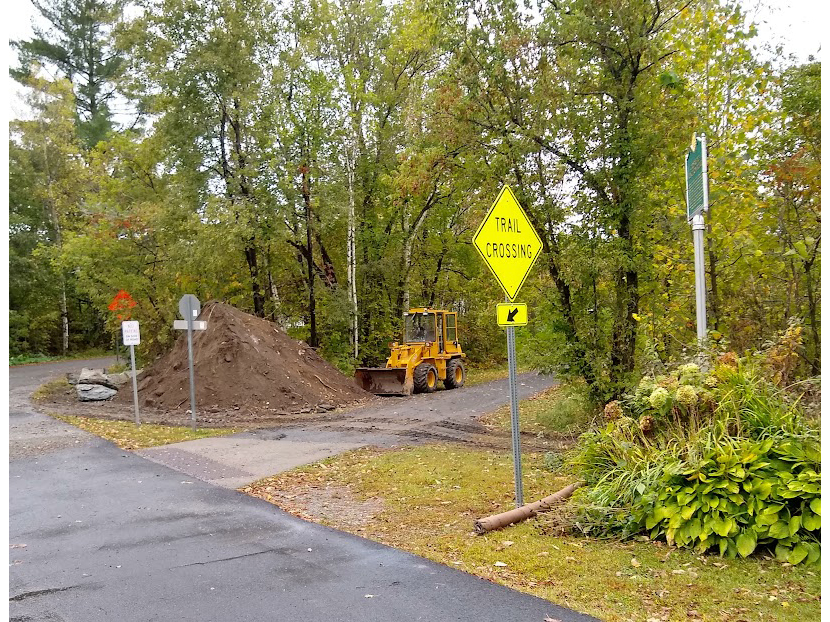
[480,383,594,438]
[464,363,534,387]
[244,445,820,622]
[54,415,241,450]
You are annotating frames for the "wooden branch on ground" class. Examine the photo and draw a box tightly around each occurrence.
[474,482,582,534]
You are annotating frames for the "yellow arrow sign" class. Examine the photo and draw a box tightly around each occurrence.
[497,303,527,327]
[473,185,542,301]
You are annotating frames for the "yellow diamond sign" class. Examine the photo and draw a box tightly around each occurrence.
[473,185,542,301]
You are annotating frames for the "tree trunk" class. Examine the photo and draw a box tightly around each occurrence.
[42,129,70,353]
[301,158,318,348]
[346,142,359,359]
[524,153,599,390]
[804,258,820,375]
[59,283,69,353]
[609,212,639,394]
[220,103,265,317]
[396,191,437,318]
[245,243,265,317]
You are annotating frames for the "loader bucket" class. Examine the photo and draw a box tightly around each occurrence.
[354,367,412,396]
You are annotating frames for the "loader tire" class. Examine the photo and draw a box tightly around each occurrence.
[444,358,465,390]
[413,363,439,394]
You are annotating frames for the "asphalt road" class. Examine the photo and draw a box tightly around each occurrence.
[9,359,596,622]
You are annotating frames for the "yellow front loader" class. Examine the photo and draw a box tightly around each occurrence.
[354,308,466,396]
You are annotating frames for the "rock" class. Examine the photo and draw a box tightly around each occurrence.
[79,368,118,389]
[318,403,335,411]
[77,384,117,402]
[106,372,133,387]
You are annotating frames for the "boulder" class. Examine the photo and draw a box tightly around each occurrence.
[79,368,118,389]
[107,372,134,388]
[77,383,117,401]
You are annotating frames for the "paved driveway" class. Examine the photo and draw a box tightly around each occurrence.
[9,359,595,622]
[138,371,559,488]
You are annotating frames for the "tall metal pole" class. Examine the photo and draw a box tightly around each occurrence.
[506,298,524,508]
[186,299,197,432]
[129,344,140,426]
[692,213,707,347]
[692,134,709,354]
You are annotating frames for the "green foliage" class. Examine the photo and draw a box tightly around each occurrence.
[8,0,820,402]
[11,0,124,147]
[637,436,820,565]
[570,358,820,564]
[10,348,114,366]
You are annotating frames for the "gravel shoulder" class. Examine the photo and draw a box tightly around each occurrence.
[9,357,116,460]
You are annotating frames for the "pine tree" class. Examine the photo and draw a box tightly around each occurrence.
[11,0,125,148]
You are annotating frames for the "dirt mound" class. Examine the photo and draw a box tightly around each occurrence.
[118,301,371,416]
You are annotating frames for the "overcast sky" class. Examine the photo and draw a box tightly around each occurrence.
[3,0,823,122]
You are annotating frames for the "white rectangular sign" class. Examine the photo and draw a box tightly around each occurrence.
[173,320,208,331]
[121,321,141,345]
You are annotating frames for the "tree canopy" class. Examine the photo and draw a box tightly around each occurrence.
[9,0,820,393]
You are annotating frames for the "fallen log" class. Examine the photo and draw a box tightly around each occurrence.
[474,482,582,534]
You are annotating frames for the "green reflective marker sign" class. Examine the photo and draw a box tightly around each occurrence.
[685,134,708,221]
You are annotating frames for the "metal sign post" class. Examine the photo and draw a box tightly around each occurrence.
[121,321,141,426]
[505,301,524,507]
[686,135,709,352]
[473,185,541,508]
[692,214,707,346]
[178,294,201,432]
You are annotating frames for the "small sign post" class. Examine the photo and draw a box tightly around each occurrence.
[178,294,201,432]
[686,134,709,351]
[473,185,542,508]
[121,321,141,426]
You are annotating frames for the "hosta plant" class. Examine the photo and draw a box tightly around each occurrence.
[636,436,820,565]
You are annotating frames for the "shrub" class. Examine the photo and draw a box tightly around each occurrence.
[635,436,820,564]
[567,358,821,564]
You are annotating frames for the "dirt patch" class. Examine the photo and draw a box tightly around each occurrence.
[243,480,383,529]
[114,301,371,417]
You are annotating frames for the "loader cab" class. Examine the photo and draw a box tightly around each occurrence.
[404,311,436,344]
[403,309,462,357]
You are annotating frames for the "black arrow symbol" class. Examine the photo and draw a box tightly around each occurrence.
[507,308,518,322]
